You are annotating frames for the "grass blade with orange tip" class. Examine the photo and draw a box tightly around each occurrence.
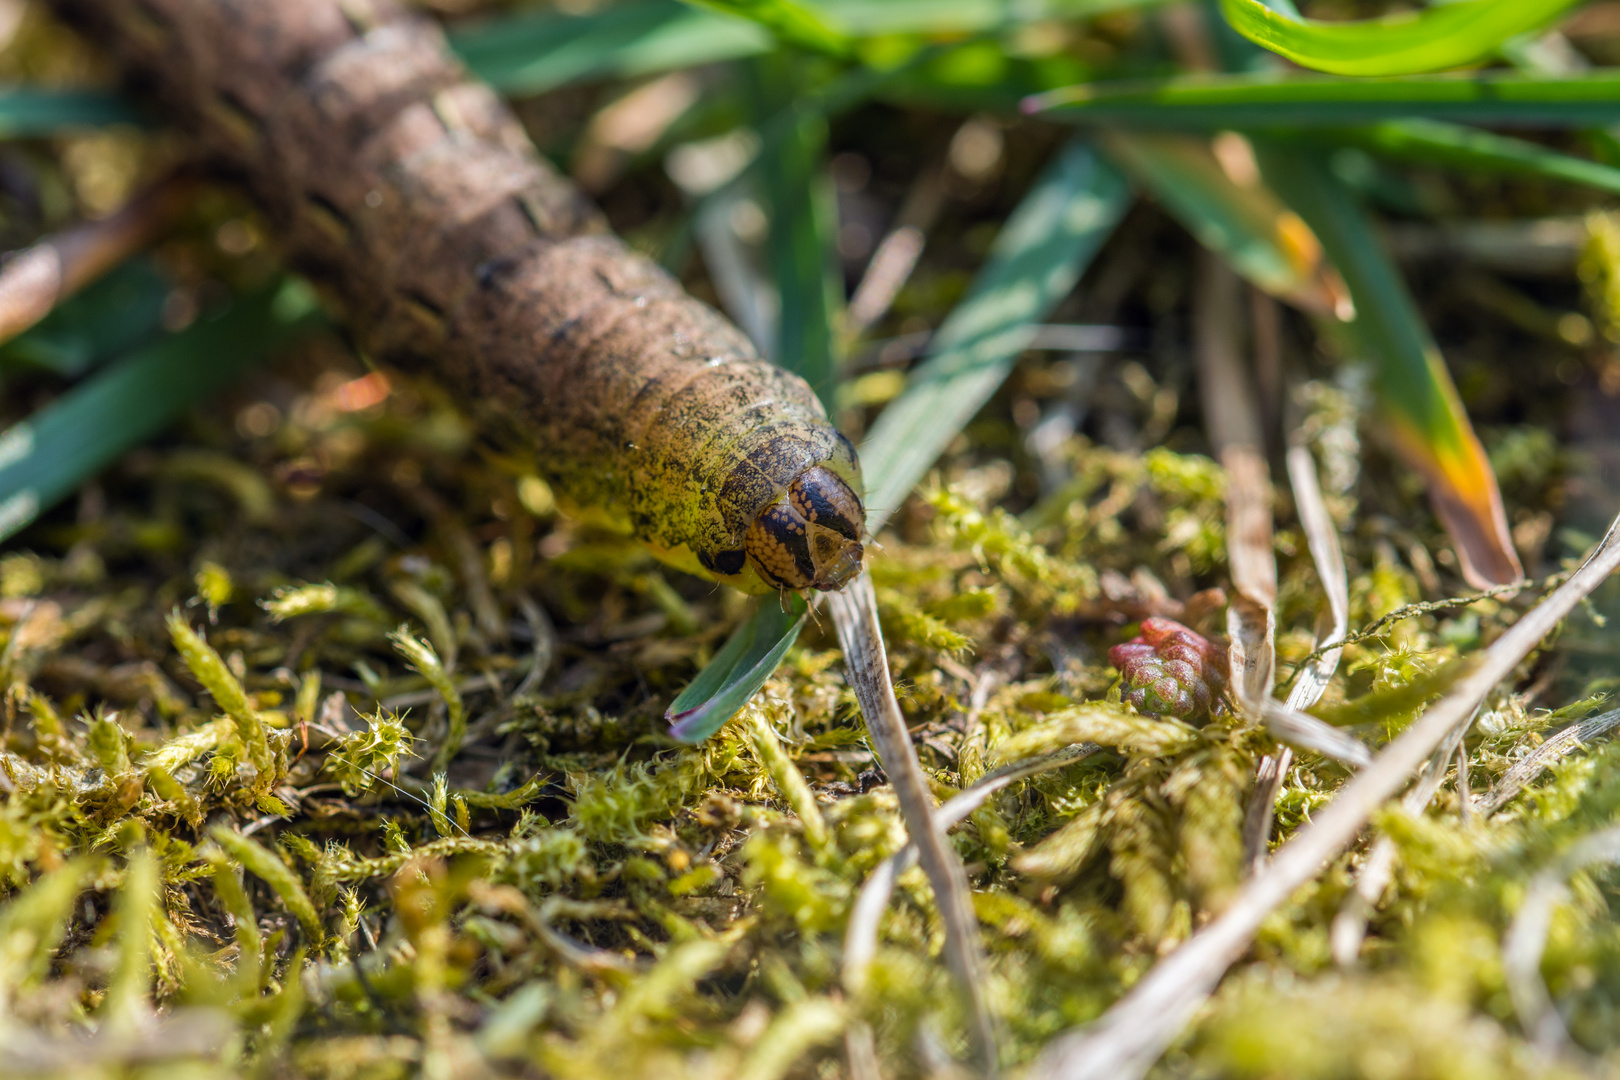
[1099,131,1349,319]
[1252,139,1522,589]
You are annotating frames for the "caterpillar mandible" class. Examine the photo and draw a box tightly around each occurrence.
[45,0,866,595]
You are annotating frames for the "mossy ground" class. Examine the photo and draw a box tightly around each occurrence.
[5,4,1620,1078]
[1,316,1614,1078]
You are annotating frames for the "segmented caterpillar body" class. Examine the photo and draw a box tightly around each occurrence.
[48,0,865,593]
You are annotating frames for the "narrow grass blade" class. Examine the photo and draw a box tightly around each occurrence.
[827,573,997,1071]
[877,44,1084,116]
[0,258,169,379]
[666,593,807,743]
[1253,141,1522,588]
[824,0,1169,35]
[861,138,1131,532]
[1218,0,1582,77]
[0,174,192,354]
[1479,707,1620,816]
[751,60,841,407]
[1332,118,1620,196]
[453,0,1163,91]
[684,0,851,56]
[0,90,143,134]
[451,1,772,97]
[0,281,321,543]
[1101,132,1346,317]
[1030,70,1620,129]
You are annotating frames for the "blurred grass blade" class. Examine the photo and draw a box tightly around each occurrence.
[0,258,169,379]
[1030,70,1620,129]
[1218,0,1582,77]
[1100,132,1347,317]
[0,90,143,134]
[1252,140,1522,588]
[822,0,1168,34]
[451,1,772,97]
[0,282,321,543]
[453,0,1159,91]
[752,60,841,406]
[452,0,1091,111]
[684,0,851,56]
[1333,119,1620,196]
[861,138,1131,532]
[667,593,807,742]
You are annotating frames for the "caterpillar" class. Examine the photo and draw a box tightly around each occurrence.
[43,0,866,595]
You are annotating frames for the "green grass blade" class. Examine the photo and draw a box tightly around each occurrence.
[1218,0,1582,77]
[666,593,807,742]
[450,0,1127,107]
[1030,70,1620,129]
[0,282,322,543]
[453,0,1164,91]
[818,0,1004,34]
[751,61,841,408]
[450,1,772,97]
[1329,119,1620,196]
[0,90,143,135]
[823,0,1173,34]
[684,0,851,56]
[1253,139,1522,588]
[0,258,169,380]
[860,138,1131,533]
[1099,131,1346,317]
[875,39,1089,115]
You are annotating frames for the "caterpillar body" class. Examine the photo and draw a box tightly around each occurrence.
[47,0,866,594]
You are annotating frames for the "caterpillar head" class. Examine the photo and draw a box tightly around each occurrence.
[744,465,865,592]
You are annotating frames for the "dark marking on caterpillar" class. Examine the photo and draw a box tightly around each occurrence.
[402,290,447,336]
[512,192,552,236]
[203,90,262,149]
[303,191,352,244]
[121,0,173,49]
[699,548,748,578]
[743,466,864,591]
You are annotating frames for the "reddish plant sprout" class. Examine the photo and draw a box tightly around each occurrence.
[1108,617,1228,721]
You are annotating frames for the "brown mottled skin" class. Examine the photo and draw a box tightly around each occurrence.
[46,0,865,593]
